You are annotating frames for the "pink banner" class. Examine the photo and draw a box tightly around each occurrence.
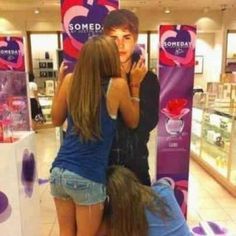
[0,37,25,71]
[61,0,119,72]
[0,37,30,137]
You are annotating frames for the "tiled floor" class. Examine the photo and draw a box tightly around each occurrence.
[36,128,236,235]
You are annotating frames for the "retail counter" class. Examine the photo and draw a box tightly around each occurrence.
[0,131,41,236]
[191,107,236,196]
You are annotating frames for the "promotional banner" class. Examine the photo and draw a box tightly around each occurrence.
[0,36,30,136]
[0,37,25,71]
[61,0,119,72]
[156,25,196,217]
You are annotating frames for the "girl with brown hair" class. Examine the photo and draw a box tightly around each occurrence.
[98,166,192,236]
[50,35,144,236]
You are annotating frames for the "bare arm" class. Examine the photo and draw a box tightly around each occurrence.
[118,58,147,128]
[51,73,71,126]
[107,78,140,129]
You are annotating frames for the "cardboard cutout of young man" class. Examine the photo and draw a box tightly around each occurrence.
[103,9,160,185]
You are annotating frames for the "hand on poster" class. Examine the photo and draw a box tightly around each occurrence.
[130,58,147,87]
[58,61,68,83]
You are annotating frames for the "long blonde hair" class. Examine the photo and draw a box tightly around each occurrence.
[68,36,121,141]
[105,166,170,236]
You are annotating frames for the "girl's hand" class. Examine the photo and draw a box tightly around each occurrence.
[130,57,147,86]
[58,61,68,83]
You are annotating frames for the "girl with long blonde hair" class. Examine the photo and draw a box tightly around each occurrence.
[50,35,144,236]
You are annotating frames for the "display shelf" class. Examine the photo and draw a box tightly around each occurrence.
[204,122,231,137]
[192,122,202,137]
[33,58,57,95]
[201,138,229,154]
[201,142,228,177]
[0,132,41,236]
[191,106,236,196]
[190,135,201,156]
[192,107,203,123]
[33,58,56,78]
[37,96,54,129]
[191,107,203,157]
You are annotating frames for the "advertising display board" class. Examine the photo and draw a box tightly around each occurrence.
[61,0,119,72]
[0,36,30,136]
[156,25,196,217]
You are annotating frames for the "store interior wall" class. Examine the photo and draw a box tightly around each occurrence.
[0,9,61,32]
[1,7,236,90]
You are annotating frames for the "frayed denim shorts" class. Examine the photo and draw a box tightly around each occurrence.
[50,167,106,205]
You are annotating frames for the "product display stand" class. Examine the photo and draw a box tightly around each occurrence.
[0,131,41,236]
[191,107,236,197]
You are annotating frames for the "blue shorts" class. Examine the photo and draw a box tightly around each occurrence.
[50,167,106,205]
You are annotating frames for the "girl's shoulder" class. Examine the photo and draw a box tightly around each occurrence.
[110,77,127,90]
[152,180,173,198]
[62,73,73,89]
[64,73,73,82]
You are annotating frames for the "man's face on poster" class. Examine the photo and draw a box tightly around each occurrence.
[107,28,137,64]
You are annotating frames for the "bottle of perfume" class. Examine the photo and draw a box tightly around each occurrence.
[165,118,184,135]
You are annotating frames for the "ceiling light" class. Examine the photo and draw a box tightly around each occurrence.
[164,7,171,14]
[34,8,40,14]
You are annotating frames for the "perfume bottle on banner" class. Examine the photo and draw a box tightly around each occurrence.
[161,98,190,135]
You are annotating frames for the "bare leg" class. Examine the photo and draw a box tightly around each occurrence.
[31,120,37,131]
[76,203,104,236]
[54,197,76,236]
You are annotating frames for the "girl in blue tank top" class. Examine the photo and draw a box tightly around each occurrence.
[50,35,146,236]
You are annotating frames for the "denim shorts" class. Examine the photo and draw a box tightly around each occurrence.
[50,167,106,205]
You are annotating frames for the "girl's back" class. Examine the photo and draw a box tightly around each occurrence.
[147,183,192,236]
[52,80,116,184]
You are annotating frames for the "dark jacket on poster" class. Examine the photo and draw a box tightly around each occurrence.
[109,71,160,186]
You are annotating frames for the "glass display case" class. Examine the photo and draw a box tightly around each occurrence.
[191,107,236,196]
[38,96,53,124]
[29,33,59,95]
[191,107,203,156]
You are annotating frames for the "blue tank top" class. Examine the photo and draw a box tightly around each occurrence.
[51,95,116,184]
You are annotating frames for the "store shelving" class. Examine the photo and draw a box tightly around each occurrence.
[38,95,53,123]
[33,58,57,95]
[191,106,236,196]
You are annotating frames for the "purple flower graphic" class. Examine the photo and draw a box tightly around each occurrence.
[161,98,189,119]
[192,221,228,235]
[21,149,36,197]
[0,191,11,223]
